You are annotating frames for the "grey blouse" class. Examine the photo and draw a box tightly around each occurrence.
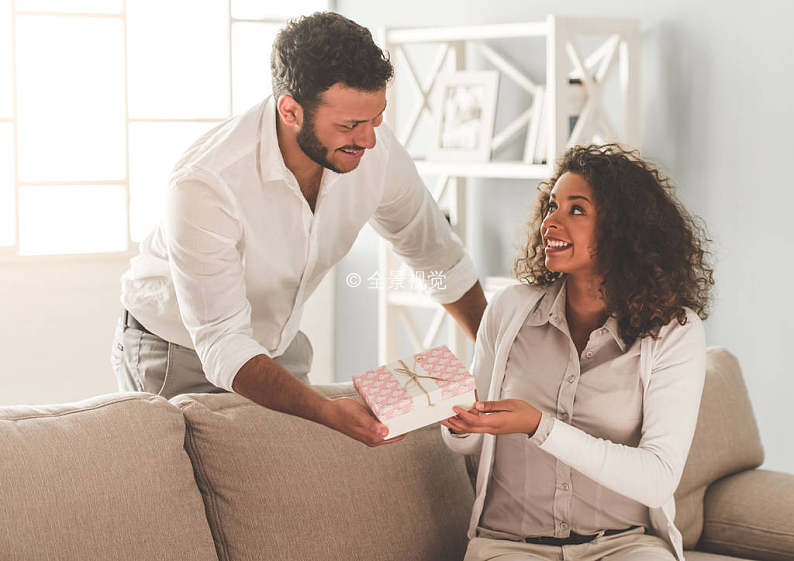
[478,282,651,540]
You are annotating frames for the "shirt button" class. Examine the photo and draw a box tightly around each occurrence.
[567,375,575,383]
[584,350,594,359]
[559,411,568,420]
[560,522,569,530]
[560,482,570,491]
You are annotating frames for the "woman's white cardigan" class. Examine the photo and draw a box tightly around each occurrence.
[441,282,706,561]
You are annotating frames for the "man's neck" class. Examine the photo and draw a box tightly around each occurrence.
[275,112,323,204]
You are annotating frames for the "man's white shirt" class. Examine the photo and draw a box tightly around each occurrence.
[121,96,478,391]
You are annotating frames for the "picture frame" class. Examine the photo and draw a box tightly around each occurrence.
[429,70,499,162]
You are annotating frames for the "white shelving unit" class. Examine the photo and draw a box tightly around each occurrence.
[378,16,640,364]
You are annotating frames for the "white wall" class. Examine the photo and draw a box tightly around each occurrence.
[335,0,794,473]
[0,257,334,406]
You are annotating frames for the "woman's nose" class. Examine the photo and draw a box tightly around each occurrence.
[542,212,559,231]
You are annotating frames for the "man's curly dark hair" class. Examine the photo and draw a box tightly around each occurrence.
[271,12,394,112]
[514,144,715,344]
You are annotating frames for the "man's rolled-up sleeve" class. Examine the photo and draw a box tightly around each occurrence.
[368,127,478,305]
[164,178,271,391]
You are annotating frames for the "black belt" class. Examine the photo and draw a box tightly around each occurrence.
[524,526,639,546]
[123,309,154,336]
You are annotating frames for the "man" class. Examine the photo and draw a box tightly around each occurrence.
[112,12,486,447]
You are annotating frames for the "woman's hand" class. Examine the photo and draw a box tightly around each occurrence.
[441,399,542,435]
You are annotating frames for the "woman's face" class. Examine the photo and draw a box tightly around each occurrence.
[541,172,599,278]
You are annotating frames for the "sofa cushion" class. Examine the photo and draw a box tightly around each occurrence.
[674,347,764,549]
[700,469,794,561]
[685,551,755,561]
[172,385,474,561]
[0,392,219,561]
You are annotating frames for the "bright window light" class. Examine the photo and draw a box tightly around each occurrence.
[0,124,14,246]
[15,0,121,13]
[19,184,127,255]
[8,3,310,257]
[15,15,125,182]
[127,0,229,119]
[232,22,282,114]
[231,0,326,20]
[0,0,12,118]
[129,121,220,242]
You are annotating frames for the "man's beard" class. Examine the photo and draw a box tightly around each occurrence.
[296,109,365,174]
[296,110,345,173]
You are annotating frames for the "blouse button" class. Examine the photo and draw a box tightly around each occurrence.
[584,350,594,359]
[567,375,575,384]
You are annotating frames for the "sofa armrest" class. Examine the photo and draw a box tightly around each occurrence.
[699,469,794,561]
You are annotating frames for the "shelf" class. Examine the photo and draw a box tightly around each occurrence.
[386,22,549,44]
[379,17,640,362]
[386,276,518,308]
[414,160,551,179]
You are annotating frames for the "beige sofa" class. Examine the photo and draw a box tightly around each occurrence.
[1,347,792,561]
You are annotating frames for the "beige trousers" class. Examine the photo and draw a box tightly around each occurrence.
[464,526,676,561]
[111,315,312,398]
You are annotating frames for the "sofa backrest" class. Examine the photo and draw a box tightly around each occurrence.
[171,383,474,561]
[674,346,764,548]
[0,392,219,561]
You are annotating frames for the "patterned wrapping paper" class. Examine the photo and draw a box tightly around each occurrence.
[352,346,476,429]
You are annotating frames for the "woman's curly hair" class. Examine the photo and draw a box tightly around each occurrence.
[271,12,393,112]
[514,144,714,343]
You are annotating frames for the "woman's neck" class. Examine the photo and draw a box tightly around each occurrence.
[565,274,608,336]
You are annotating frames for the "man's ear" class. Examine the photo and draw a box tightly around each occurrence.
[277,94,302,128]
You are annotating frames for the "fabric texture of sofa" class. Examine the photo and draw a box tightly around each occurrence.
[1,347,792,561]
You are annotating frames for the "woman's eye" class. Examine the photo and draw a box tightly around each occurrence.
[343,123,357,130]
[546,202,557,214]
[571,205,584,215]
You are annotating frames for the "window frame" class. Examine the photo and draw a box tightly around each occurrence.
[1,0,332,261]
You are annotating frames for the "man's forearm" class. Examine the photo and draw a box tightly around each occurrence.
[231,354,330,424]
[230,352,398,447]
[442,281,487,341]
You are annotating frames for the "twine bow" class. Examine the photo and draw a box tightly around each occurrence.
[393,358,446,406]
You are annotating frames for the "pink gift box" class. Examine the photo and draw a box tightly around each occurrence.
[352,346,476,438]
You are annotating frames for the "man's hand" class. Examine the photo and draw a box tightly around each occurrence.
[441,399,541,435]
[322,397,406,447]
[233,354,405,447]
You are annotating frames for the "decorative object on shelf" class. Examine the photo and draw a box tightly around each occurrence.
[429,70,499,162]
[526,78,587,165]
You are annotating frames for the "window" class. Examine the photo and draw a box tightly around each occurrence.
[0,0,329,257]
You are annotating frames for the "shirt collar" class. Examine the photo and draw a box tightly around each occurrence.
[257,96,289,183]
[524,277,627,352]
[524,279,565,327]
[602,315,627,352]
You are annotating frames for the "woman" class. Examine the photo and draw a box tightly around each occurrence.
[441,144,714,561]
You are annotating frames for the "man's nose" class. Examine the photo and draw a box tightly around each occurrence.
[354,125,376,149]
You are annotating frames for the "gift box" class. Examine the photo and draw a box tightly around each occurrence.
[352,345,476,438]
